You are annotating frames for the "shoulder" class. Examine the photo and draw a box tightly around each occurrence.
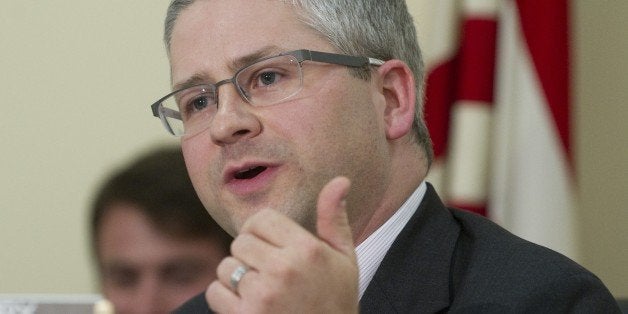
[450,207,580,272]
[448,208,620,312]
[449,207,596,286]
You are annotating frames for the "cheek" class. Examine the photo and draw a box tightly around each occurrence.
[318,84,381,143]
[182,138,210,182]
[280,84,370,136]
[277,95,379,179]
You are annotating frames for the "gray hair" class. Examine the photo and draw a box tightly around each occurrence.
[163,0,433,165]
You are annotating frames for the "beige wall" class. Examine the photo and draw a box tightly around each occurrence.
[0,1,175,293]
[0,1,625,298]
[573,0,628,298]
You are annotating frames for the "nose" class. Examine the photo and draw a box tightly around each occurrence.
[133,278,167,314]
[208,83,262,145]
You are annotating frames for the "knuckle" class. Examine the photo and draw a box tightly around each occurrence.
[300,239,326,263]
[269,258,299,288]
[256,286,281,307]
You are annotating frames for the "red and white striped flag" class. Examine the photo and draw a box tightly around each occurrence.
[412,0,577,259]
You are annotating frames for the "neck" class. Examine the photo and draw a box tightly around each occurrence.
[352,143,428,245]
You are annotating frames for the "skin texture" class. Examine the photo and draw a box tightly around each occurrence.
[97,203,227,314]
[169,0,426,312]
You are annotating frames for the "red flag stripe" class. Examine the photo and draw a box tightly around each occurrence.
[516,0,571,164]
[457,19,498,103]
[424,59,456,159]
[424,17,498,159]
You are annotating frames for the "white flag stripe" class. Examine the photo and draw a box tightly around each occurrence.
[413,0,459,70]
[462,0,499,18]
[490,0,578,259]
[448,102,491,203]
[426,161,446,198]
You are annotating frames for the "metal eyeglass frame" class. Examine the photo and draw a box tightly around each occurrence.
[150,49,385,136]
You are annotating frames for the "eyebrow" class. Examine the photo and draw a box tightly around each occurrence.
[172,73,210,92]
[172,45,286,92]
[229,45,284,71]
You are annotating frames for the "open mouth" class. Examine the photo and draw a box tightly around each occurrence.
[234,166,267,180]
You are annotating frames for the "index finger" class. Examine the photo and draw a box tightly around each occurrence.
[239,208,313,248]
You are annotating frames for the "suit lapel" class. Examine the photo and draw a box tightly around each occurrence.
[360,183,460,313]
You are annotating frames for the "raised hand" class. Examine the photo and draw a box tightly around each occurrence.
[206,176,358,313]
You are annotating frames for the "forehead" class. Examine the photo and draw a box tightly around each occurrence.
[169,0,331,84]
[97,204,218,262]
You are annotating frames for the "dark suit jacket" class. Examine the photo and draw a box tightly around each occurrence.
[175,183,620,313]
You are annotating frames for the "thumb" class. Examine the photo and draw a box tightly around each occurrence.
[316,176,354,256]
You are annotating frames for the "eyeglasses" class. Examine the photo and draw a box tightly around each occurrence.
[150,49,385,137]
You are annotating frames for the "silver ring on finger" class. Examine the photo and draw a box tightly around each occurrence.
[229,265,249,293]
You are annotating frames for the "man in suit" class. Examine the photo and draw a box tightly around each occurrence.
[150,0,620,312]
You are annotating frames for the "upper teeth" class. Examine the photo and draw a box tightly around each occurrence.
[239,167,256,173]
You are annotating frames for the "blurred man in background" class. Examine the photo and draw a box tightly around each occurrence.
[90,146,231,313]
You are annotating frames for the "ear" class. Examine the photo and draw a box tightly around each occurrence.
[377,60,416,140]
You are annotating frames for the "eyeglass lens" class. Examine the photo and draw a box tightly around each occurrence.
[159,54,303,137]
